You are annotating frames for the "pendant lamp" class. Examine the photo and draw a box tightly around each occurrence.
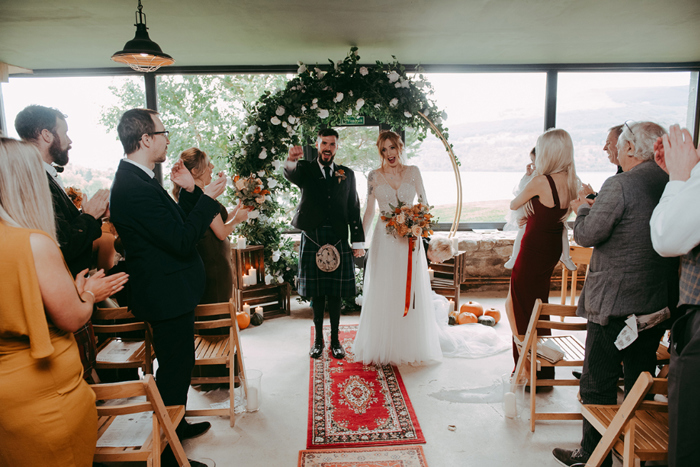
[111,0,174,72]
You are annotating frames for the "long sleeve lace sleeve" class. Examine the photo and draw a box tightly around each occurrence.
[362,170,377,241]
[412,166,429,205]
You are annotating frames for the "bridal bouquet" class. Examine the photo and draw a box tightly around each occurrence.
[381,198,434,239]
[232,174,270,209]
[381,198,435,317]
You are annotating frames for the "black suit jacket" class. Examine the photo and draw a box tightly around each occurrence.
[284,159,364,243]
[110,160,220,321]
[46,173,102,277]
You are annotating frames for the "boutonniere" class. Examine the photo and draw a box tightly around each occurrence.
[335,169,347,184]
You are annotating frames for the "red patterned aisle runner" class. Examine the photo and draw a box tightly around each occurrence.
[307,324,426,449]
[298,445,429,467]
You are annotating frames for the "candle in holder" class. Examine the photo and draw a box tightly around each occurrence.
[448,298,455,311]
[242,273,250,286]
[428,268,434,281]
[248,268,257,285]
[237,236,247,249]
[255,306,263,316]
[242,303,250,317]
[451,237,459,253]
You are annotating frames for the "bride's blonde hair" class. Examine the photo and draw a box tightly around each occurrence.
[0,137,57,242]
[376,131,406,169]
[525,128,580,218]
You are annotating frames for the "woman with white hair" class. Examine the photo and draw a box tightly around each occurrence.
[506,128,580,380]
[0,137,128,466]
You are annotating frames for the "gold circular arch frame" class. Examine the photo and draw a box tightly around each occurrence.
[418,112,462,238]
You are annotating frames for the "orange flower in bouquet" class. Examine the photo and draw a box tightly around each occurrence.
[232,174,270,209]
[66,186,84,210]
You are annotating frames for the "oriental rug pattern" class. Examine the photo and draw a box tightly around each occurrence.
[307,325,425,449]
[298,445,429,467]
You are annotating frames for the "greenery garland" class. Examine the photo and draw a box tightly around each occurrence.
[228,47,454,290]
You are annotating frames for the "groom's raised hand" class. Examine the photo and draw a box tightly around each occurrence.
[288,146,303,162]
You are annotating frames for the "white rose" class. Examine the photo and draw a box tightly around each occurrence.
[390,98,399,107]
[402,80,410,88]
[355,98,365,110]
[312,98,318,104]
[404,111,412,118]
[267,178,278,188]
[374,104,381,109]
[346,108,353,116]
[259,148,268,159]
[297,64,307,74]
[276,106,285,116]
[271,160,281,170]
[318,109,329,119]
[257,170,265,177]
[411,225,422,237]
[395,213,405,224]
[288,115,297,124]
[355,294,363,306]
[272,250,281,262]
[247,125,258,135]
[360,67,368,76]
[348,90,353,97]
[277,275,284,284]
[271,148,276,154]
[334,92,344,103]
[387,71,400,83]
[301,105,307,113]
[240,148,247,156]
[310,103,318,110]
[247,210,260,219]
[271,116,281,125]
[235,179,246,190]
[265,274,273,285]
[395,82,402,88]
[282,121,288,128]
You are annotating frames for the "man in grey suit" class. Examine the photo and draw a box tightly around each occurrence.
[553,121,679,467]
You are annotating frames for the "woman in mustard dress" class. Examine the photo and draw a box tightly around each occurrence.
[0,138,129,467]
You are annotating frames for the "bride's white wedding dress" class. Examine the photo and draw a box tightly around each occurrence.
[353,165,510,365]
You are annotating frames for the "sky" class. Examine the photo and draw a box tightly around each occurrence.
[1,71,692,171]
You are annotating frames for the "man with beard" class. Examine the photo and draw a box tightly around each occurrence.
[285,128,365,359]
[15,105,109,277]
[110,108,226,467]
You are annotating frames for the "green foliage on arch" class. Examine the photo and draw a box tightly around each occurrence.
[228,47,453,287]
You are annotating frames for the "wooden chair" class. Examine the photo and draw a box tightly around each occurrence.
[560,245,593,306]
[188,299,247,427]
[514,299,587,432]
[93,374,189,467]
[430,250,469,310]
[582,372,668,467]
[93,306,153,376]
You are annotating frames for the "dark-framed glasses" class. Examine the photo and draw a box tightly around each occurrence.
[623,120,635,136]
[149,130,170,137]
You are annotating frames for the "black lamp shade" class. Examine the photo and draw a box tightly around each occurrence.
[111,23,174,71]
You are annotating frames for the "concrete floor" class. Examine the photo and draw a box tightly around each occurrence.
[174,290,608,467]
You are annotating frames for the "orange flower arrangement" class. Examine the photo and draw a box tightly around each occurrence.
[381,197,435,240]
[233,174,271,209]
[66,186,84,210]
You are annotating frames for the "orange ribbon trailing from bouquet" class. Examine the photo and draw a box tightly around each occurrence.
[404,237,416,317]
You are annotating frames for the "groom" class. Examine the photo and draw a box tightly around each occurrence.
[285,128,365,359]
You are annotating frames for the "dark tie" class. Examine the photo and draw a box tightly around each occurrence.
[324,166,331,182]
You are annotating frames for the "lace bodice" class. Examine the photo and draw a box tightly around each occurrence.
[362,165,428,236]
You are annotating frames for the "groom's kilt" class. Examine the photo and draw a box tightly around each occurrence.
[298,226,356,298]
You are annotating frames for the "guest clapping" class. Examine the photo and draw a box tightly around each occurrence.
[0,138,128,467]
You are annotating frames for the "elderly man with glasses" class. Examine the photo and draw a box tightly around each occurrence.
[552,121,680,467]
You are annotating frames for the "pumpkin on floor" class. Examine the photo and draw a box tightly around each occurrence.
[457,311,478,324]
[484,307,501,324]
[236,311,250,330]
[460,301,483,317]
[250,312,264,326]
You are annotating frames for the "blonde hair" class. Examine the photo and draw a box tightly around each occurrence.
[0,137,57,241]
[376,131,406,169]
[526,129,580,218]
[171,147,209,201]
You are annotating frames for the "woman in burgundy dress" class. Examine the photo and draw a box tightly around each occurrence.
[506,129,580,379]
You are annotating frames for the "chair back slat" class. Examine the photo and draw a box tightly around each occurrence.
[194,301,235,318]
[540,303,578,317]
[94,307,137,321]
[193,318,233,331]
[93,322,146,334]
[92,379,147,399]
[96,402,153,416]
[536,321,587,331]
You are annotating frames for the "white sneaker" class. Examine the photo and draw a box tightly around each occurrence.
[561,257,577,271]
[504,257,515,269]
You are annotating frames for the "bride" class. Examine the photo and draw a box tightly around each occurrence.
[353,131,510,365]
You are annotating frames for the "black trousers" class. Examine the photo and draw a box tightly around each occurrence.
[312,296,341,343]
[149,311,196,407]
[580,318,664,463]
[669,306,700,467]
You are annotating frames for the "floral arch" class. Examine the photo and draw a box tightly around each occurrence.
[228,47,459,286]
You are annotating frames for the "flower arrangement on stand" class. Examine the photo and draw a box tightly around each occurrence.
[227,47,453,292]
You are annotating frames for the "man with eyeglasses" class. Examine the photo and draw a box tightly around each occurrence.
[553,121,679,467]
[110,108,226,467]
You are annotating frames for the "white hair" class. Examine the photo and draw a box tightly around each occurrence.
[617,122,667,162]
